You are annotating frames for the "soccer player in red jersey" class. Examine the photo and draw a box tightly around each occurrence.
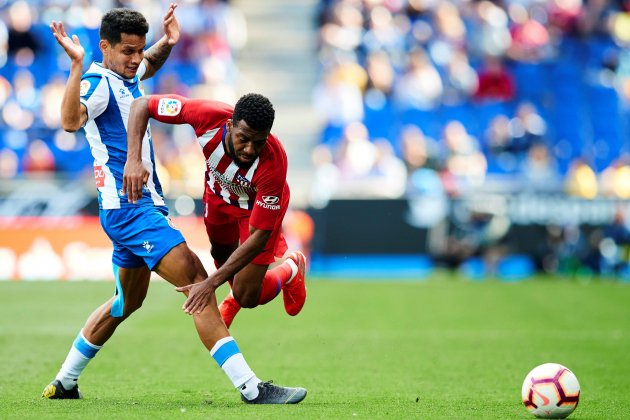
[124,93,307,327]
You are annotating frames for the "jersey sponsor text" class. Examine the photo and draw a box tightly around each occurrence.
[256,199,281,210]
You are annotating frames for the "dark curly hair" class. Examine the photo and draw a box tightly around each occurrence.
[100,8,149,46]
[233,93,275,132]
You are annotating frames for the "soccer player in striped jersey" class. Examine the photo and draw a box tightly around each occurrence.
[124,93,307,327]
[43,6,306,405]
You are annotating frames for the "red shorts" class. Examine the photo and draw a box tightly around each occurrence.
[203,195,288,265]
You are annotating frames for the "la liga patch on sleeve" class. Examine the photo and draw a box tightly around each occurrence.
[157,98,182,116]
[80,80,90,96]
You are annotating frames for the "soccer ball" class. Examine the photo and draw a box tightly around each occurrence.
[521,363,580,419]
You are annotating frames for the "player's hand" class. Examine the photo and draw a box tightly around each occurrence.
[122,160,149,204]
[50,21,84,63]
[175,279,217,315]
[162,3,180,46]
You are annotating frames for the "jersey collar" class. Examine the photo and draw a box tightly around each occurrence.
[93,62,137,83]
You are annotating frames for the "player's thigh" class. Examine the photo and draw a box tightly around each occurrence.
[240,222,287,266]
[153,242,206,287]
[204,212,240,262]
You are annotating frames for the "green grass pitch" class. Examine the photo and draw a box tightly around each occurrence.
[1,276,629,418]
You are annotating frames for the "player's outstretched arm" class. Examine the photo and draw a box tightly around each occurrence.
[176,228,272,314]
[142,3,180,80]
[50,21,87,131]
[123,97,151,204]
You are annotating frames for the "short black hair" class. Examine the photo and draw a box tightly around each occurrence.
[100,8,149,46]
[233,93,275,132]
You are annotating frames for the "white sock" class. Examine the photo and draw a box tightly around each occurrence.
[55,330,102,390]
[210,336,262,400]
[285,258,298,284]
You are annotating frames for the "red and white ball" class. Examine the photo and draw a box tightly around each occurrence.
[522,363,580,419]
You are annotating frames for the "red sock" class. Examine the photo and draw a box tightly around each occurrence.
[257,261,293,305]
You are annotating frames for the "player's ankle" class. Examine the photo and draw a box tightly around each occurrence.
[239,376,262,400]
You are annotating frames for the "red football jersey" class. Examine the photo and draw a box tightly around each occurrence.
[148,95,289,231]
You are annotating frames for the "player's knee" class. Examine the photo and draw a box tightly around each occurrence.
[119,300,143,319]
[232,288,258,308]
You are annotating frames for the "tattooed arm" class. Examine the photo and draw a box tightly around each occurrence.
[142,3,180,80]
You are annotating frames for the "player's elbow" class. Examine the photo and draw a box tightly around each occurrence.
[61,122,81,133]
[131,96,149,111]
[61,115,82,132]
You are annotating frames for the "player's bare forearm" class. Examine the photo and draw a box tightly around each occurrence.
[210,229,272,288]
[127,97,151,161]
[142,37,172,80]
[60,61,87,132]
[123,97,152,203]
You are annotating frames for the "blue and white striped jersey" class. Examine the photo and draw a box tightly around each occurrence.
[80,61,165,209]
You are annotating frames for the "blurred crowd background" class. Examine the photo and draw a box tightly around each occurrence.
[312,0,630,200]
[0,0,629,280]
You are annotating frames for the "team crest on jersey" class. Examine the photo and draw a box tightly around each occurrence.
[80,80,91,96]
[235,173,252,188]
[158,98,181,116]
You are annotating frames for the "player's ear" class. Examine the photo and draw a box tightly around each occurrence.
[227,119,232,131]
[99,39,109,54]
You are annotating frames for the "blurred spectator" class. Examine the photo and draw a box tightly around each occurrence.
[510,102,547,152]
[520,143,561,191]
[437,205,511,272]
[600,156,630,198]
[399,124,440,172]
[474,56,514,102]
[441,121,487,195]
[599,209,630,276]
[336,122,377,181]
[0,13,7,68]
[470,1,511,58]
[507,5,552,62]
[22,139,55,174]
[0,149,18,178]
[7,1,40,64]
[0,75,10,107]
[392,48,443,110]
[544,224,591,276]
[369,139,408,198]
[365,50,395,97]
[565,158,598,198]
[486,114,513,155]
[443,50,478,105]
[363,5,406,55]
[313,60,366,145]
